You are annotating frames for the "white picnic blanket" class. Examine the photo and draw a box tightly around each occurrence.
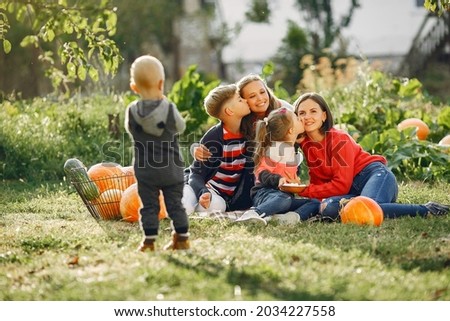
[190,210,245,221]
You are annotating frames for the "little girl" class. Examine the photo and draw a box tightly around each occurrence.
[235,107,320,225]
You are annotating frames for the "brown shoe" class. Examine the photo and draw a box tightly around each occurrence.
[138,239,155,252]
[163,232,190,250]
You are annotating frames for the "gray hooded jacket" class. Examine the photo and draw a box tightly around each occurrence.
[125,98,186,186]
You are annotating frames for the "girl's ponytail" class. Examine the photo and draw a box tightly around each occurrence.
[253,119,271,167]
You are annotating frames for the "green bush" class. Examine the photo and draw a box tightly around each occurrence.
[0,66,219,181]
[320,70,450,183]
[1,66,448,183]
[0,94,131,181]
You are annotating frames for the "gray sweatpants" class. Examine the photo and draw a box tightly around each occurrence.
[137,180,188,237]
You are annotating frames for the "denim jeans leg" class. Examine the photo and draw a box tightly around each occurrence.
[380,203,428,218]
[253,188,292,216]
[320,195,356,221]
[291,198,321,220]
[356,163,398,203]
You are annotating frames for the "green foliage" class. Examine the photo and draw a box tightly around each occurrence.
[1,65,448,183]
[1,0,123,93]
[322,70,450,183]
[0,66,220,181]
[437,106,450,129]
[245,0,271,23]
[0,94,131,181]
[359,129,449,182]
[271,21,309,94]
[320,69,449,183]
[293,0,360,52]
[167,65,221,144]
[424,0,450,16]
[111,0,183,55]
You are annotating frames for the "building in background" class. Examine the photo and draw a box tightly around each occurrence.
[175,0,226,79]
[219,0,448,82]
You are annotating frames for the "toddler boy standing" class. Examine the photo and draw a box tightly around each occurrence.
[125,55,189,251]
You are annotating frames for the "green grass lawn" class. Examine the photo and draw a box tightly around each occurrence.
[1,180,449,301]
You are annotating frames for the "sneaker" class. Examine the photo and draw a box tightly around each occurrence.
[138,239,155,252]
[163,232,190,250]
[270,212,300,225]
[235,209,267,226]
[304,214,322,223]
[424,202,450,216]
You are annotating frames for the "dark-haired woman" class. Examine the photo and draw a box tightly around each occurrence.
[286,92,449,220]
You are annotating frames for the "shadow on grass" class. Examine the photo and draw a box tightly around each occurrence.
[262,218,450,274]
[164,253,337,301]
[397,257,450,272]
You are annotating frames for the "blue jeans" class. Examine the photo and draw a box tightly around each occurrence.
[253,187,320,220]
[320,162,428,220]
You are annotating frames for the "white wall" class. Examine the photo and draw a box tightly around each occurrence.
[220,0,428,64]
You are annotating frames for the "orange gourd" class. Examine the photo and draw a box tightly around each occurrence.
[397,118,429,140]
[93,188,123,220]
[340,196,384,227]
[87,162,123,192]
[119,183,168,222]
[121,165,137,190]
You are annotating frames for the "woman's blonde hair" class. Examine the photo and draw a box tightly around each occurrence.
[253,107,294,167]
[237,74,279,140]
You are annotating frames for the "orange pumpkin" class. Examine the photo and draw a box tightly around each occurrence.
[121,165,137,190]
[119,183,168,222]
[87,162,123,192]
[438,134,450,147]
[92,188,123,220]
[397,118,429,140]
[340,196,384,227]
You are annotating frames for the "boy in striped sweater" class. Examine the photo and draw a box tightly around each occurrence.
[183,84,255,215]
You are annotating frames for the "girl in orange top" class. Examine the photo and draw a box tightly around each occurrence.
[235,107,320,225]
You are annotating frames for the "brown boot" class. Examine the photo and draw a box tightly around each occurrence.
[163,232,190,250]
[138,238,155,252]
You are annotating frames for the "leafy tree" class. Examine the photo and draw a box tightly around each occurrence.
[245,0,271,23]
[111,0,183,62]
[245,0,360,94]
[424,0,450,16]
[271,20,309,94]
[0,0,122,94]
[292,0,360,55]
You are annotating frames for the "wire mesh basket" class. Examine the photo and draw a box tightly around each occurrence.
[69,167,136,221]
[69,166,167,222]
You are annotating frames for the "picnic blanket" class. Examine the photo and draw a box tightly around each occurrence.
[190,210,245,221]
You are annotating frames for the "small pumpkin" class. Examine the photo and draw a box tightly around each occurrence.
[87,162,123,193]
[92,188,123,220]
[397,118,429,140]
[120,183,168,222]
[340,196,384,227]
[121,165,137,190]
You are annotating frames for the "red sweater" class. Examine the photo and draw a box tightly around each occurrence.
[299,128,386,199]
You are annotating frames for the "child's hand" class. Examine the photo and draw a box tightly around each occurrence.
[287,177,301,184]
[194,144,212,161]
[199,192,212,209]
[278,177,288,187]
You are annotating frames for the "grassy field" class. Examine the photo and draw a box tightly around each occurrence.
[1,180,449,301]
